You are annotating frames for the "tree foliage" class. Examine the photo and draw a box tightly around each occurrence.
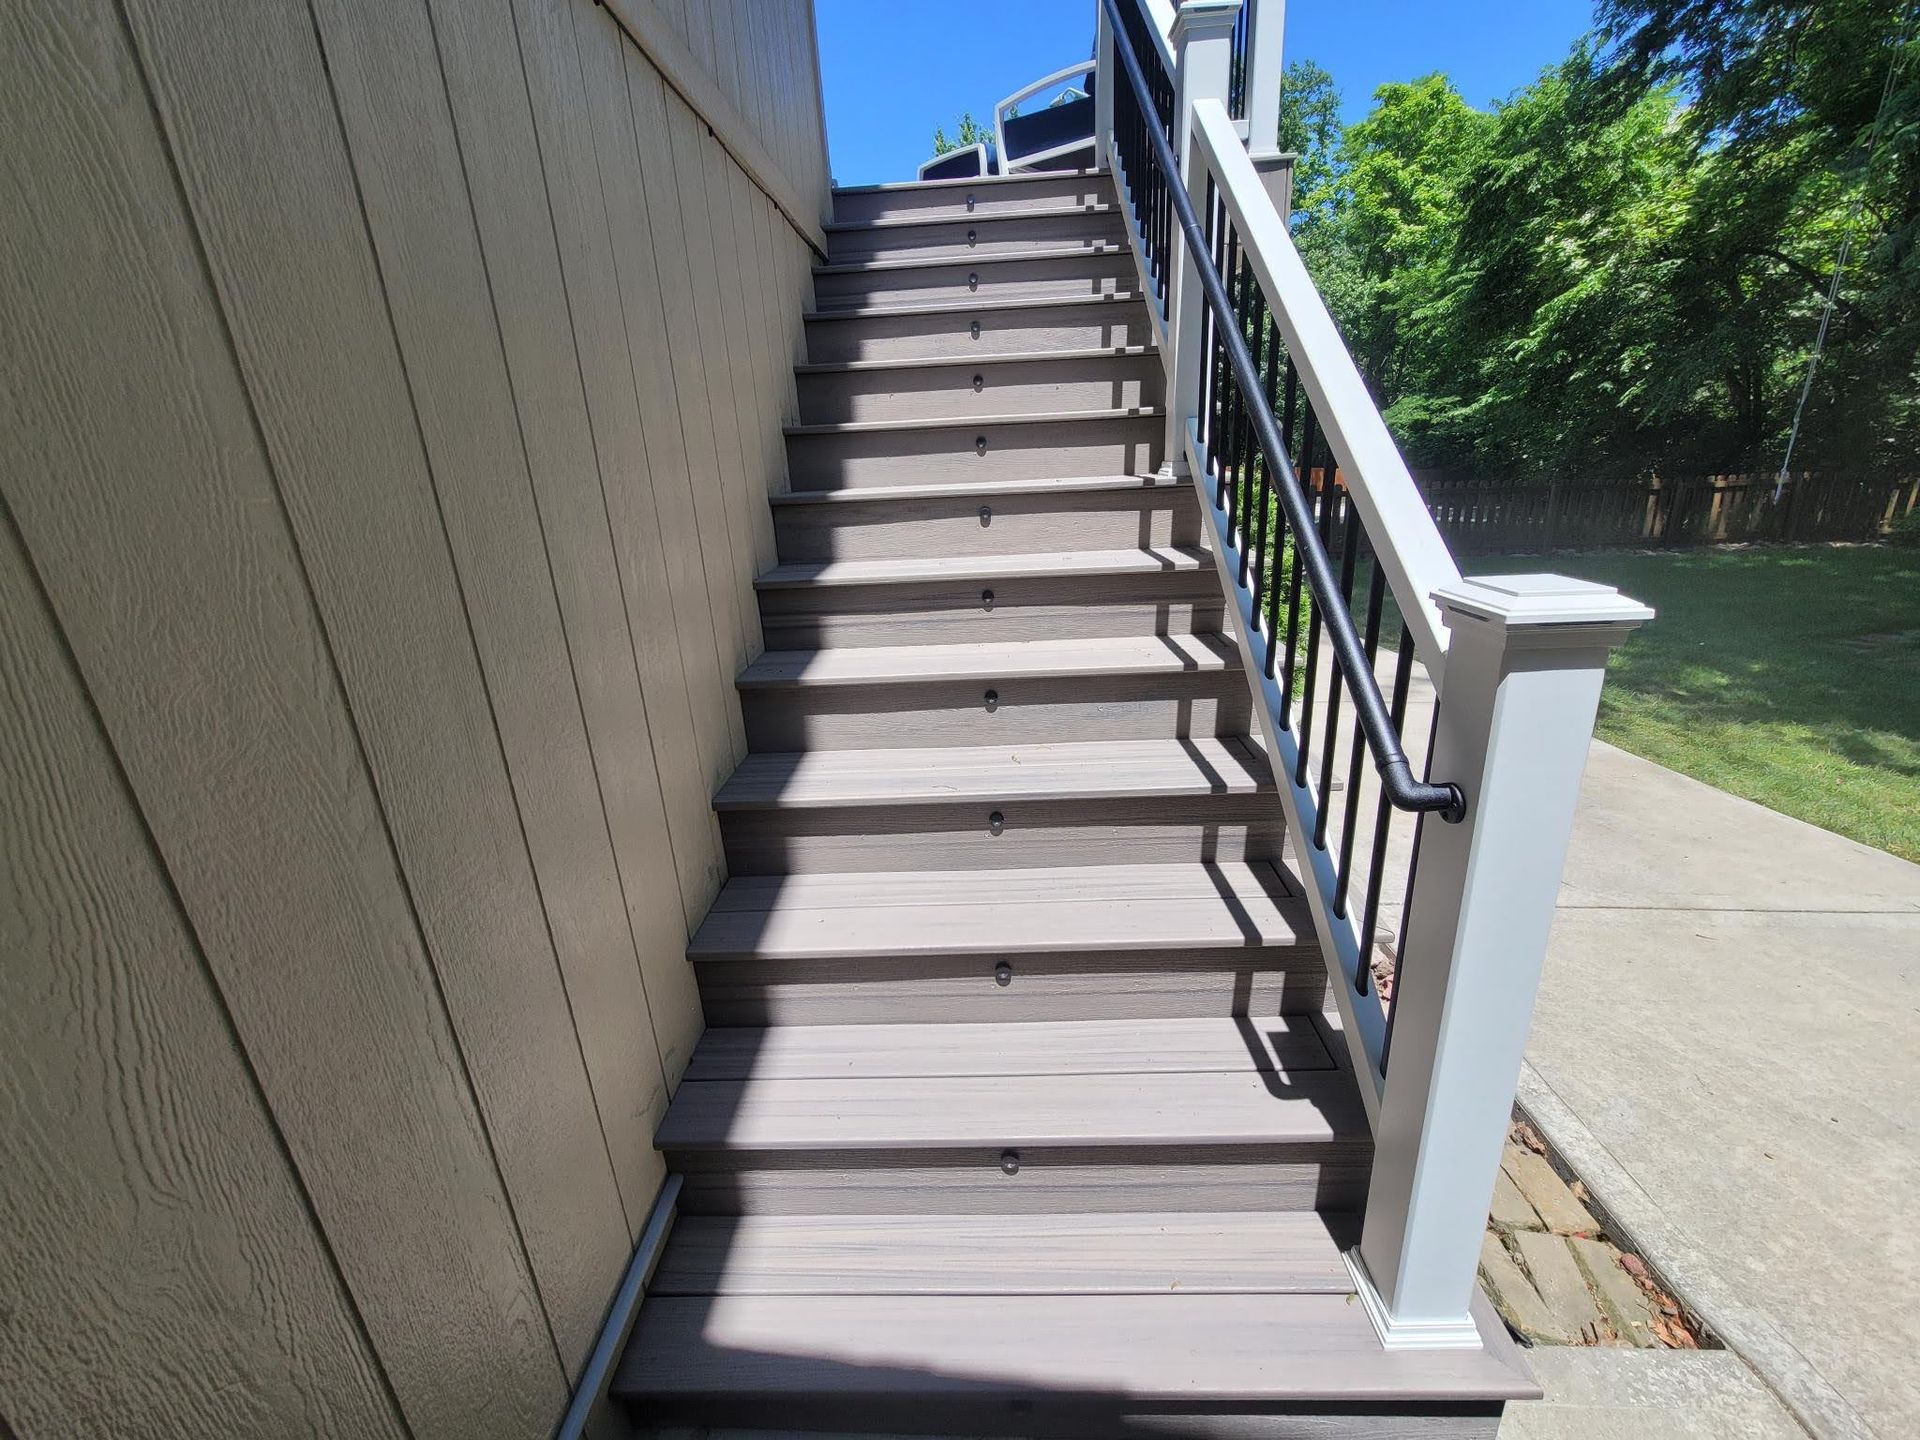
[931,112,994,156]
[1291,0,1919,480]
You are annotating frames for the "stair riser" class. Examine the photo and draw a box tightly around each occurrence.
[812,251,1138,310]
[773,486,1198,560]
[760,600,1224,649]
[827,213,1126,264]
[787,415,1162,488]
[796,354,1162,425]
[806,302,1156,363]
[832,175,1113,224]
[695,953,1329,1025]
[741,675,1252,750]
[638,1398,1503,1439]
[756,570,1221,643]
[719,797,1284,873]
[669,1146,1370,1217]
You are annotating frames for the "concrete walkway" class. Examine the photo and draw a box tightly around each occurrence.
[1504,741,1920,1439]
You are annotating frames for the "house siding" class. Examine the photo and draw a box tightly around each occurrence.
[0,0,820,1434]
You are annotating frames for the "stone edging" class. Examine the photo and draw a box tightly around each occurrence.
[1515,1060,1874,1440]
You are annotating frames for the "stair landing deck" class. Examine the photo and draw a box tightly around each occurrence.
[614,165,1535,1436]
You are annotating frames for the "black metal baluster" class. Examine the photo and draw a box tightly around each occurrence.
[1234,257,1259,583]
[1252,286,1281,618]
[1209,200,1232,506]
[1229,237,1255,579]
[1293,427,1330,785]
[1355,625,1417,995]
[1380,701,1443,1059]
[1314,490,1360,848]
[1336,557,1388,915]
[1197,177,1217,455]
[1279,402,1315,727]
[1220,226,1243,524]
[1266,359,1298,681]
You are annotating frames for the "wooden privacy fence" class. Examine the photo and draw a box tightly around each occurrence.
[1404,471,1920,555]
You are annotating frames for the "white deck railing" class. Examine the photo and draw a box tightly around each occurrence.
[1096,0,1654,1354]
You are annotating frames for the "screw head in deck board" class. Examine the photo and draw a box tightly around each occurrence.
[994,962,1013,987]
[1000,1149,1020,1175]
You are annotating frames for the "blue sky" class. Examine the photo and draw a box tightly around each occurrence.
[815,0,1600,187]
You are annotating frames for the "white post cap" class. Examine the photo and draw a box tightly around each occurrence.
[1171,0,1242,44]
[1434,574,1655,637]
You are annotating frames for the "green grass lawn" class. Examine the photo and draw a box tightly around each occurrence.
[1469,546,1920,862]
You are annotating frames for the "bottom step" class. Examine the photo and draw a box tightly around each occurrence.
[618,1245,1536,1435]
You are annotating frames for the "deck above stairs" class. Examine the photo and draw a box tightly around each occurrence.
[611,167,1535,1437]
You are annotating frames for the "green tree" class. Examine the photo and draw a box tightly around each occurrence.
[1598,0,1920,468]
[1443,51,1698,476]
[931,112,993,156]
[1316,77,1491,427]
[1276,59,1345,236]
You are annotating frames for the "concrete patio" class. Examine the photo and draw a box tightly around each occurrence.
[1503,741,1920,1439]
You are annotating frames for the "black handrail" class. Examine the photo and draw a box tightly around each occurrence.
[1102,0,1464,823]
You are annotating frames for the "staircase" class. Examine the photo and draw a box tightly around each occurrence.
[611,169,1532,1437]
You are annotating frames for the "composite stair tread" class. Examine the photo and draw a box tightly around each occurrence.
[814,240,1128,275]
[736,632,1239,688]
[649,1208,1357,1295]
[823,202,1120,234]
[755,545,1209,589]
[783,405,1162,437]
[655,1019,1367,1151]
[680,1015,1338,1082]
[768,471,1177,504]
[714,736,1273,810]
[792,346,1156,375]
[804,290,1145,321]
[831,169,1100,196]
[615,1291,1536,1403]
[688,859,1308,962]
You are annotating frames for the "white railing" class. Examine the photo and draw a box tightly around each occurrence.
[1095,0,1654,1354]
[993,61,1099,175]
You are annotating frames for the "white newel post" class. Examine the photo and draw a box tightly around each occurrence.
[1350,575,1654,1349]
[1242,0,1293,218]
[1094,5,1116,172]
[1165,0,1241,472]
[1244,0,1284,154]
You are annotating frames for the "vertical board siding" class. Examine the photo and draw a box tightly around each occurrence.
[580,8,740,810]
[0,499,402,1438]
[665,86,769,665]
[626,50,755,770]
[0,0,824,1431]
[420,0,680,1233]
[308,0,654,1302]
[505,0,707,1083]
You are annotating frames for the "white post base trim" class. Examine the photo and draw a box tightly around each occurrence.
[1345,1247,1484,1351]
